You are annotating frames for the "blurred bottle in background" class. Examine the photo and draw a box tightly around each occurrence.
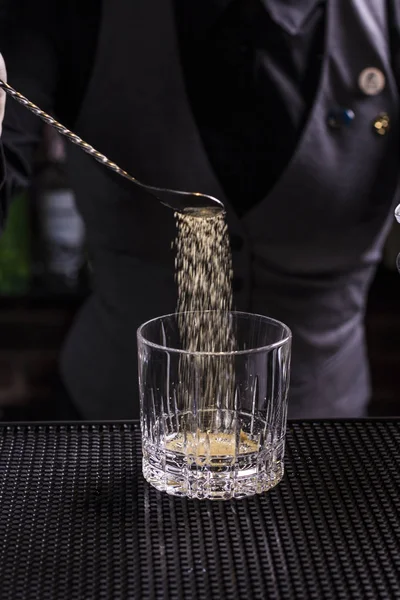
[32,125,88,295]
[0,188,31,295]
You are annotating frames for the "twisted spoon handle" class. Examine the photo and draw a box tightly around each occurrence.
[0,79,137,186]
[0,78,226,215]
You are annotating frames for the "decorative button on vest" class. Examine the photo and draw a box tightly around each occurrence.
[373,113,390,136]
[327,108,355,129]
[358,68,386,96]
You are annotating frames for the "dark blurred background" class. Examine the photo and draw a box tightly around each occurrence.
[0,125,399,421]
[0,127,90,421]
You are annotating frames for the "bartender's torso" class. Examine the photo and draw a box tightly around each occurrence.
[4,0,400,419]
[17,0,326,212]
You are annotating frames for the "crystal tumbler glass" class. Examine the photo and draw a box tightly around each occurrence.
[137,311,291,500]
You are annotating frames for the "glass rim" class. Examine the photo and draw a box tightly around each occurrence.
[137,310,292,356]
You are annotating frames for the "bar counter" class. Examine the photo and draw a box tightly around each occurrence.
[0,420,399,599]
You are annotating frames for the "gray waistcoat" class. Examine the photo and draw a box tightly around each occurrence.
[63,0,399,419]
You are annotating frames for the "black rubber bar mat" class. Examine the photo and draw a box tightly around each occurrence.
[0,421,399,599]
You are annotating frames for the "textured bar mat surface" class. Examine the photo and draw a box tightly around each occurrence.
[0,421,399,599]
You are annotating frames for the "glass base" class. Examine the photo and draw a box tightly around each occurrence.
[142,429,285,500]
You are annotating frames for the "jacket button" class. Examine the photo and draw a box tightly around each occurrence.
[373,113,390,136]
[232,277,244,292]
[327,108,355,129]
[358,67,386,96]
[230,235,244,252]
